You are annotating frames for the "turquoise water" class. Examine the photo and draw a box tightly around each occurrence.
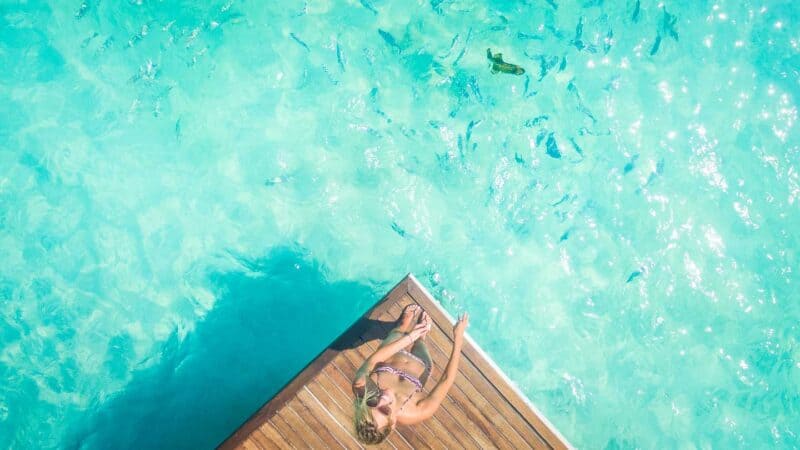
[2,0,799,448]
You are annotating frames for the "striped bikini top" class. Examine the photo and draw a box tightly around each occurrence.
[371,364,424,392]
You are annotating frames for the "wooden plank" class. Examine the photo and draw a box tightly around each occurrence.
[258,422,291,449]
[269,412,306,449]
[281,399,330,449]
[237,438,262,450]
[301,383,364,450]
[293,390,346,449]
[243,429,270,450]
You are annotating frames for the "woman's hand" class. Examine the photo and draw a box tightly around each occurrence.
[406,311,433,341]
[407,320,430,341]
[453,312,469,342]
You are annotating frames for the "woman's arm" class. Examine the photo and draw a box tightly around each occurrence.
[405,312,469,422]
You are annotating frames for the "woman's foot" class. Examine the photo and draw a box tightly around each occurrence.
[417,311,432,339]
[397,304,421,333]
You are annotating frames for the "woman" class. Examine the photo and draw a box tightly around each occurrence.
[352,304,469,445]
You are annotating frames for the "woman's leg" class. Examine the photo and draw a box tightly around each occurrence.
[377,304,419,350]
[410,339,433,386]
[410,312,433,386]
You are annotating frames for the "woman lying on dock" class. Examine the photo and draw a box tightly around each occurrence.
[352,304,469,444]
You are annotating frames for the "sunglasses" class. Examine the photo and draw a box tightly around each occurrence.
[366,392,392,416]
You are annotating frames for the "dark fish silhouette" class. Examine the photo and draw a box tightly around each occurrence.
[626,270,642,283]
[568,137,584,157]
[524,115,549,127]
[359,0,378,14]
[571,17,585,50]
[290,33,309,51]
[650,7,678,55]
[336,42,345,71]
[75,1,89,19]
[649,34,662,55]
[631,0,641,22]
[603,28,614,54]
[545,132,561,159]
[517,32,544,41]
[378,29,403,53]
[662,8,679,40]
[487,48,525,75]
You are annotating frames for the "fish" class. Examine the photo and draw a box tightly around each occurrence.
[545,132,561,159]
[603,28,614,54]
[626,270,642,283]
[536,54,560,81]
[623,154,639,174]
[568,137,584,157]
[524,115,549,127]
[359,0,378,15]
[487,48,525,75]
[545,0,558,10]
[75,1,89,19]
[632,0,641,23]
[293,1,308,16]
[517,32,544,41]
[290,32,310,51]
[662,7,679,41]
[649,34,662,55]
[321,64,339,85]
[535,129,548,147]
[651,7,678,55]
[571,17,585,50]
[491,15,509,31]
[336,42,346,71]
[441,33,460,58]
[175,118,181,142]
[453,33,469,65]
[379,29,403,53]
[568,80,597,123]
[80,32,98,48]
[466,119,480,141]
[552,194,571,206]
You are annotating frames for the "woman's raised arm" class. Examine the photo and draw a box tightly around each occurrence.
[406,312,469,422]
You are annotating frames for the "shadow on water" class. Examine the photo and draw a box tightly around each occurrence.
[65,246,383,449]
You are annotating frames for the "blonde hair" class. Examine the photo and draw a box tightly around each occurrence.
[353,385,393,445]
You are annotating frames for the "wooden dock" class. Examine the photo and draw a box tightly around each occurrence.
[218,274,572,449]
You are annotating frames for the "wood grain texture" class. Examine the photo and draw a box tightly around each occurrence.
[218,274,572,450]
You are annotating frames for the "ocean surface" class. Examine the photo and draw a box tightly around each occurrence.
[1,0,799,448]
